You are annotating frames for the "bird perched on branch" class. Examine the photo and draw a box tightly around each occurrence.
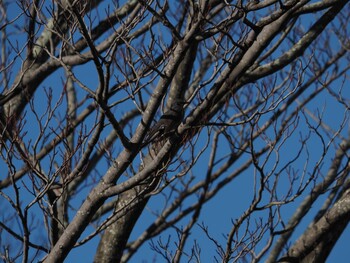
[144,101,184,147]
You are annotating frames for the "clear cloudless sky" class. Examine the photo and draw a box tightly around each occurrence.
[2,1,350,262]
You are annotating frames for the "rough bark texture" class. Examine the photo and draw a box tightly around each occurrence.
[1,1,350,263]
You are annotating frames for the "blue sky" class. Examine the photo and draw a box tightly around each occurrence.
[1,1,350,262]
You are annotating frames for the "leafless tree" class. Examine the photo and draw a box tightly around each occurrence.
[1,0,350,262]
